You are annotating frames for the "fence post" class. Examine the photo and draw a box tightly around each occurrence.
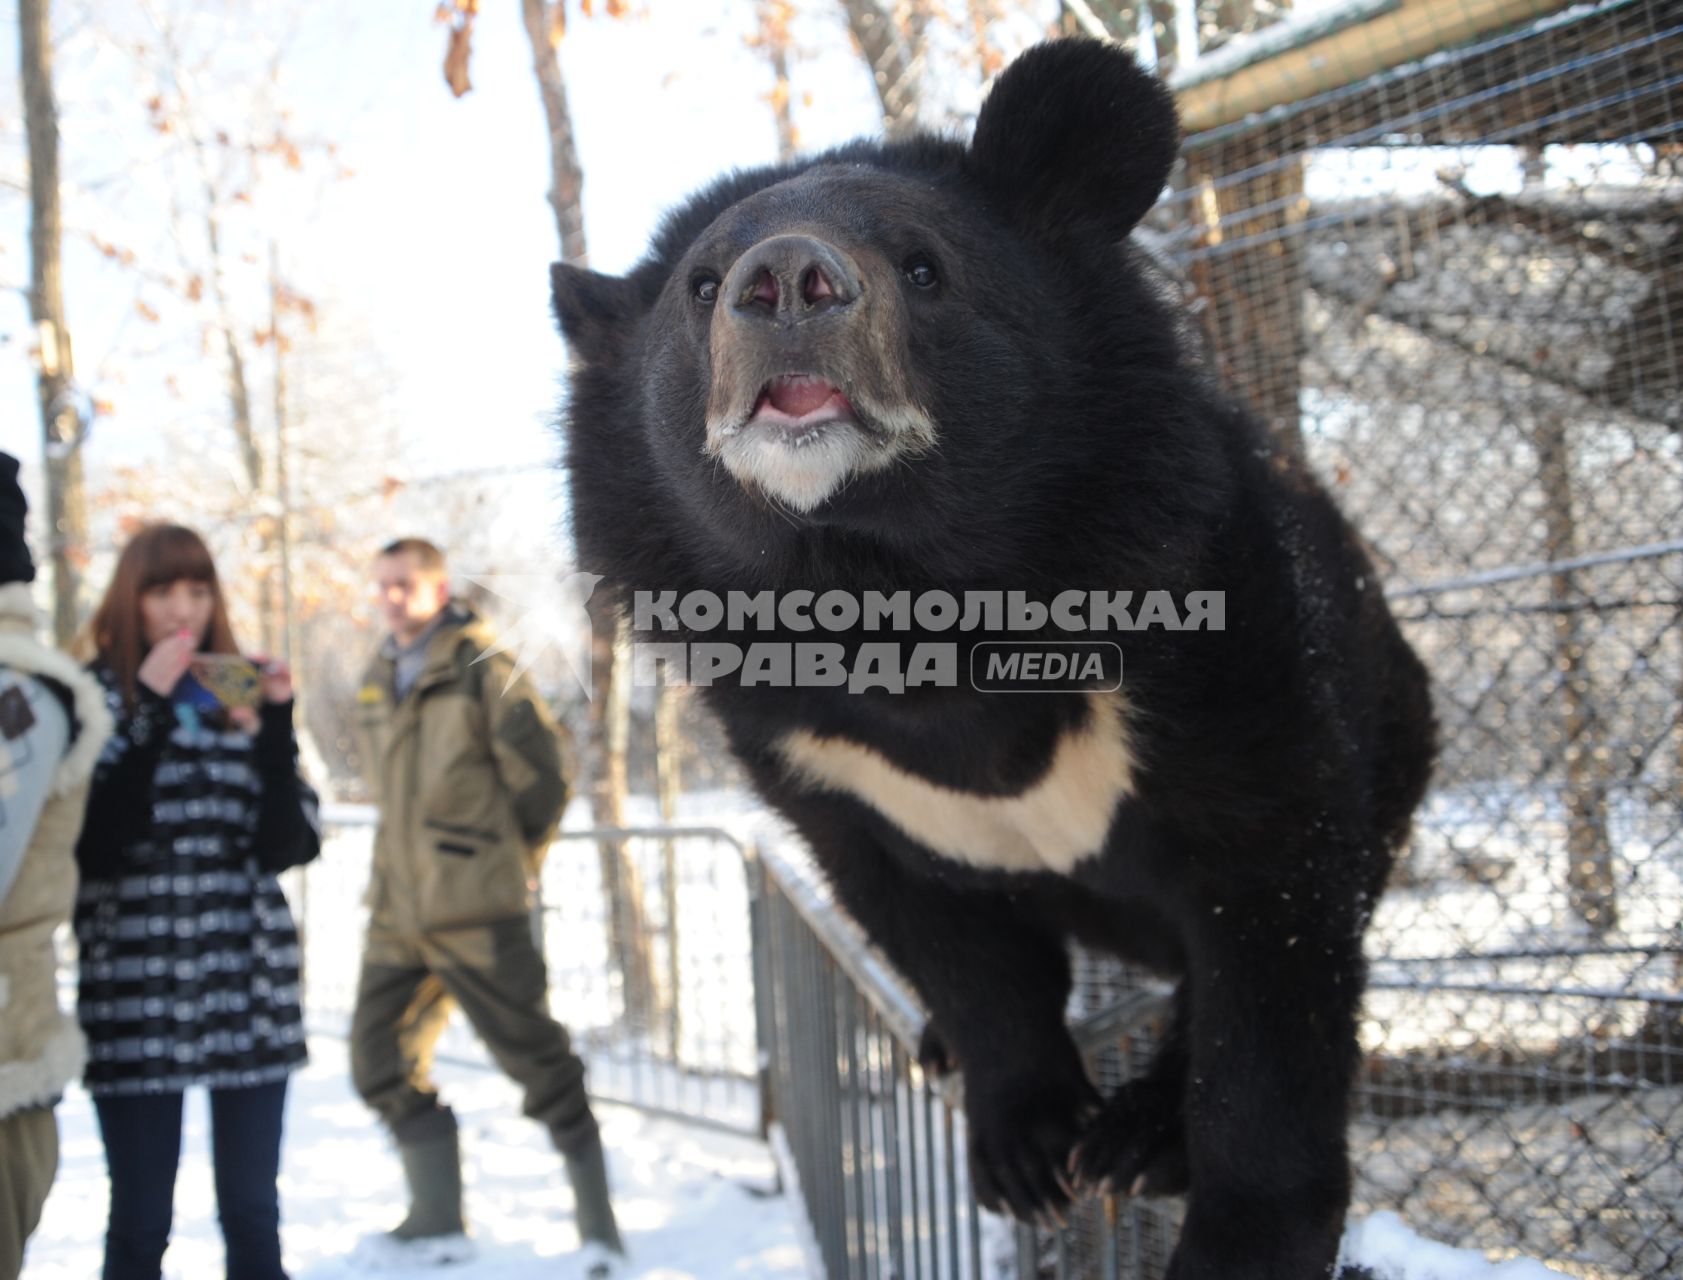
[748,841,780,1148]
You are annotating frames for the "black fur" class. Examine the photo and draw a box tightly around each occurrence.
[552,39,1435,1280]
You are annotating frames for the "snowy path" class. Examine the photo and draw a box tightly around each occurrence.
[22,1036,810,1280]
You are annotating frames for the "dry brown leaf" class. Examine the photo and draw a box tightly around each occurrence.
[444,19,474,97]
[134,300,160,323]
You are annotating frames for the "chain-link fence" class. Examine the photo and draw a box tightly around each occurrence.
[1010,1,1683,1276]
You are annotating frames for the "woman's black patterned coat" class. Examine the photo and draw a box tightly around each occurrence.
[72,666,319,1096]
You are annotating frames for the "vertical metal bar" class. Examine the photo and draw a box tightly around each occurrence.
[924,1084,940,1279]
[1104,1195,1121,1280]
[747,845,777,1141]
[1128,1201,1143,1279]
[1016,1223,1037,1278]
[966,1162,982,1280]
[945,1106,960,1280]
[885,1038,907,1280]
[820,924,846,1279]
[906,1052,924,1280]
[859,998,880,1279]
[828,948,854,1278]
[844,966,865,1279]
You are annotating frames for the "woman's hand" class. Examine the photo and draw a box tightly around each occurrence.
[250,655,294,705]
[137,630,196,697]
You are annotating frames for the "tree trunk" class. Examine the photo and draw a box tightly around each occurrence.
[519,0,656,1027]
[1534,409,1616,933]
[1522,147,1615,934]
[19,0,88,647]
[521,0,588,267]
[756,1,798,163]
[594,616,657,1031]
[839,0,921,138]
[198,174,275,651]
[656,671,684,1056]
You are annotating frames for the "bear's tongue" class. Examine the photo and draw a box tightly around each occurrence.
[761,375,843,419]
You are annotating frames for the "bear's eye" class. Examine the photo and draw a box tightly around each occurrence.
[903,256,938,290]
[693,276,720,305]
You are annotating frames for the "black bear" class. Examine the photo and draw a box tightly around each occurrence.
[551,38,1435,1280]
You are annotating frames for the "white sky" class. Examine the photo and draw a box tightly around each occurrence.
[0,0,896,488]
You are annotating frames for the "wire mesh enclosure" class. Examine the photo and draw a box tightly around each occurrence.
[1056,0,1681,1274]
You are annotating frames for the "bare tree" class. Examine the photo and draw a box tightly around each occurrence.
[436,0,658,1029]
[518,0,588,266]
[839,0,925,137]
[752,0,799,162]
[89,3,347,654]
[19,0,89,645]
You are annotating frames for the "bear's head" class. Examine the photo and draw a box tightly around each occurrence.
[554,39,1207,588]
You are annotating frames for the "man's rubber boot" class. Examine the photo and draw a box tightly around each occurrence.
[555,1120,624,1274]
[367,1119,474,1266]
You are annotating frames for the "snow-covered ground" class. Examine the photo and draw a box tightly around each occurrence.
[1341,1215,1567,1280]
[22,1037,808,1280]
[19,1028,1577,1280]
[21,786,1611,1279]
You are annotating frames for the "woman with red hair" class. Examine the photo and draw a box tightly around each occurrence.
[74,524,318,1280]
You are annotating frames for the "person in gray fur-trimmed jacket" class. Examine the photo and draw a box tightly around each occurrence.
[0,451,112,1280]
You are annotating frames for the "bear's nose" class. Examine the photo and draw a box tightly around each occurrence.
[724,234,861,324]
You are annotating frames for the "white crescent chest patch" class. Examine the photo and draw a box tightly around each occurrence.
[773,692,1136,875]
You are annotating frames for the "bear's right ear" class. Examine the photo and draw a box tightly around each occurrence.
[967,39,1179,243]
[550,263,650,366]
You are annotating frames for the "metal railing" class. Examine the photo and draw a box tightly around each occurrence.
[297,811,768,1136]
[292,812,1230,1276]
[753,839,1183,1280]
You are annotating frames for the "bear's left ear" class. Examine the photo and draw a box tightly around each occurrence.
[550,263,653,366]
[966,39,1179,243]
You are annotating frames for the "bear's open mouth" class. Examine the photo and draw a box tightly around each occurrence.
[745,375,861,445]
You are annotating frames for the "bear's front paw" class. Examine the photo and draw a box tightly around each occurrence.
[965,1058,1100,1225]
[1070,1073,1188,1199]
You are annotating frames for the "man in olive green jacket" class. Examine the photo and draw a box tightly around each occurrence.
[351,538,620,1270]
